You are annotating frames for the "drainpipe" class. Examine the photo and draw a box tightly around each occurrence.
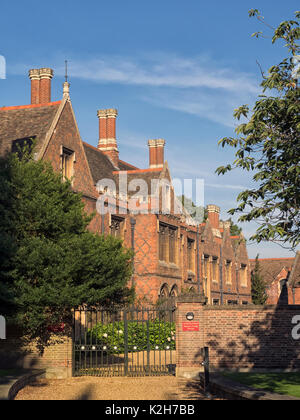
[130,217,136,289]
[293,288,296,305]
[219,245,224,305]
[236,264,240,304]
[197,224,201,294]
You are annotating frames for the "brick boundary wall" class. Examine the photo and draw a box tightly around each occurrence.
[176,297,300,377]
[0,327,72,379]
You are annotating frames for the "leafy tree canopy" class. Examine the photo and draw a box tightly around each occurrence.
[216,10,300,251]
[251,255,268,305]
[0,149,134,344]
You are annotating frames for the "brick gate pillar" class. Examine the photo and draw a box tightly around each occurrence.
[176,295,207,378]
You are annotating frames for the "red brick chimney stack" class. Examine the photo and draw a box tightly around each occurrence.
[148,139,165,169]
[97,109,119,168]
[39,68,54,103]
[28,69,40,104]
[29,68,54,104]
[148,139,157,169]
[207,205,220,229]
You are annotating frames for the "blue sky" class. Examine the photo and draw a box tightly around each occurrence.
[1,0,299,258]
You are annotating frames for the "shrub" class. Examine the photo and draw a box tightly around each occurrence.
[87,319,176,354]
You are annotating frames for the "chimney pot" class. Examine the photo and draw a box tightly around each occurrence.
[97,108,119,169]
[29,69,40,104]
[28,68,54,104]
[39,68,54,104]
[148,139,165,169]
[207,204,221,229]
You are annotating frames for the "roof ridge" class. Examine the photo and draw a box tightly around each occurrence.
[113,168,162,174]
[0,101,62,111]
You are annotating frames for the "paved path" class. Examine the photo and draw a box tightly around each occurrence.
[15,376,216,400]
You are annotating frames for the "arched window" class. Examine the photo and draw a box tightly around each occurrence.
[170,285,178,297]
[159,284,169,299]
[189,286,196,294]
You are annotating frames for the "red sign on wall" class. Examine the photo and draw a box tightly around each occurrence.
[182,322,200,332]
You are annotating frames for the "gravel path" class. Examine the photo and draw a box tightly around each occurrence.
[15,376,214,400]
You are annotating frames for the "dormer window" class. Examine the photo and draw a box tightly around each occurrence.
[61,147,74,180]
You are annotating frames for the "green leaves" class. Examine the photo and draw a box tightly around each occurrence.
[88,319,176,354]
[251,256,268,305]
[0,152,134,345]
[216,10,300,250]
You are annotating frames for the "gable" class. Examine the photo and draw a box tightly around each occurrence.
[221,229,235,261]
[42,101,97,199]
[250,258,295,287]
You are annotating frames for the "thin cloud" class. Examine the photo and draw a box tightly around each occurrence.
[10,53,259,128]
[57,55,259,94]
[206,182,247,191]
[11,53,258,94]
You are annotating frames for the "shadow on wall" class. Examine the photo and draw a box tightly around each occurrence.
[203,304,300,371]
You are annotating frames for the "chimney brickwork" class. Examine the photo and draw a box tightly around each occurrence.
[148,139,165,169]
[207,204,220,229]
[97,108,119,168]
[29,68,54,104]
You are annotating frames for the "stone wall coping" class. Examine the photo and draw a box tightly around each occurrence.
[177,295,207,304]
[203,304,300,311]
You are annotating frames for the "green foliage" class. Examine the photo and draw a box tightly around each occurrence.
[0,150,134,343]
[230,221,242,236]
[216,11,300,250]
[177,195,207,223]
[251,255,268,305]
[88,320,176,354]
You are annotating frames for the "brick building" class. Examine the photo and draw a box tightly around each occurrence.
[0,67,252,305]
[250,254,300,305]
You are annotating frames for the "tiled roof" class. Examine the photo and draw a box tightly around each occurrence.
[125,170,162,197]
[118,160,139,171]
[0,102,61,156]
[82,142,116,184]
[250,258,295,286]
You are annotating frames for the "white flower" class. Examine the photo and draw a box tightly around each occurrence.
[114,346,118,350]
[155,346,159,350]
[167,337,171,342]
[103,333,108,338]
[118,330,123,334]
[133,346,137,350]
[172,336,175,341]
[166,346,170,350]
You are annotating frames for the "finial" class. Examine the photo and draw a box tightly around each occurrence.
[65,60,68,83]
[63,60,70,97]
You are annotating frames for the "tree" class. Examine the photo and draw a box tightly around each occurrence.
[177,195,207,223]
[216,10,300,251]
[251,255,268,305]
[229,220,242,236]
[0,150,134,344]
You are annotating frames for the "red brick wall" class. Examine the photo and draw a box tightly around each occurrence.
[43,102,97,200]
[176,299,205,377]
[176,300,300,375]
[289,287,300,305]
[0,327,73,379]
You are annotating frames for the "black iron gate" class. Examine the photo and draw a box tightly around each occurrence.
[73,306,176,377]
